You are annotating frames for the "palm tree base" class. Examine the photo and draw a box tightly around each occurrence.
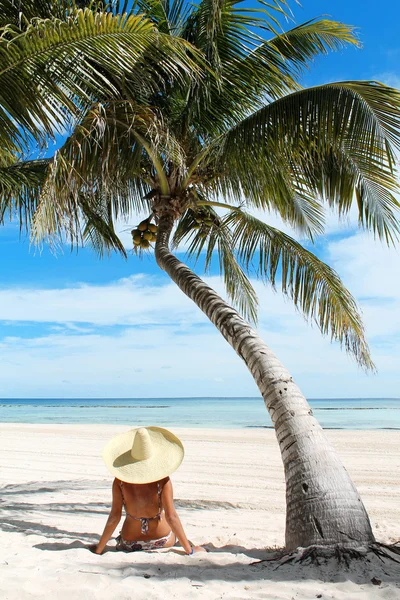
[251,541,400,568]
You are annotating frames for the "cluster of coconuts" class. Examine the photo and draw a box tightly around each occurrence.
[192,211,215,238]
[131,219,158,249]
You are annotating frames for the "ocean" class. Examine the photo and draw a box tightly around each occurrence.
[0,397,399,430]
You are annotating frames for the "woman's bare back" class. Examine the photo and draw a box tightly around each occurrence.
[118,477,173,541]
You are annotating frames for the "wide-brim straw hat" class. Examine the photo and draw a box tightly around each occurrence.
[102,426,184,484]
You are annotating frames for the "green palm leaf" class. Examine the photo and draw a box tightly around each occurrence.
[209,81,400,242]
[173,205,259,322]
[0,0,63,26]
[176,0,300,135]
[29,100,172,245]
[238,18,358,103]
[0,158,50,229]
[0,7,201,149]
[222,208,374,369]
[133,0,193,35]
[178,6,360,137]
[263,18,359,75]
[80,191,128,258]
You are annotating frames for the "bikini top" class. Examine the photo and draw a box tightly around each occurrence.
[119,481,163,535]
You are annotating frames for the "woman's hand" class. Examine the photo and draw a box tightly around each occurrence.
[190,545,207,554]
[89,544,104,555]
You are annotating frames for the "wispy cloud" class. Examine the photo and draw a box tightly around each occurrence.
[1,232,400,399]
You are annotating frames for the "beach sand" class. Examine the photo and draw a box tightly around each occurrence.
[0,424,399,599]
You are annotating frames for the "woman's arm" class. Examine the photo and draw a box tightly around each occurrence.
[94,478,123,554]
[161,478,205,555]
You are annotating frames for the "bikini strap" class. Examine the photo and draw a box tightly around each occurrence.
[157,481,162,517]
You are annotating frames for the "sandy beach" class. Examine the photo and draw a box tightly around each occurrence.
[0,424,399,599]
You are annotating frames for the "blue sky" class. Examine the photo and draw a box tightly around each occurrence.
[282,0,400,86]
[0,0,399,399]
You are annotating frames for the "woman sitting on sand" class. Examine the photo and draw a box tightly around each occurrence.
[92,426,205,555]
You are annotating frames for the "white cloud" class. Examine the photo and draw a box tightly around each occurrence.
[327,233,400,339]
[0,316,252,398]
[0,274,207,326]
[328,233,400,299]
[0,234,400,399]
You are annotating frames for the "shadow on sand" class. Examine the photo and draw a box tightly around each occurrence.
[2,480,400,586]
[39,549,400,586]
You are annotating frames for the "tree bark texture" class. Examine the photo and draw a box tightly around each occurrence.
[155,212,375,551]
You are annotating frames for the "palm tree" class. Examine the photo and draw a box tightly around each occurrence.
[2,0,400,555]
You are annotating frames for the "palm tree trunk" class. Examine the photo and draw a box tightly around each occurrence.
[155,212,375,552]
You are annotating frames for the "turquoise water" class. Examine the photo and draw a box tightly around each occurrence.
[0,397,400,429]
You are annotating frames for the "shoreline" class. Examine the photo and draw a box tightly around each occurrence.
[1,420,400,426]
[1,424,399,599]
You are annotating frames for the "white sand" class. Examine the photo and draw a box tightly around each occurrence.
[0,424,399,599]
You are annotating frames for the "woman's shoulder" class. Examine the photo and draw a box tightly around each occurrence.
[159,476,170,485]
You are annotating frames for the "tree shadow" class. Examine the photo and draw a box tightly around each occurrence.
[70,550,400,585]
[0,479,255,546]
[0,500,109,515]
[0,516,99,542]
[0,479,107,496]
[198,542,270,560]
[34,540,92,552]
[0,480,110,541]
[30,538,400,586]
[2,480,400,587]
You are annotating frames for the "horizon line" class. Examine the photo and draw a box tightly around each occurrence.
[2,396,400,401]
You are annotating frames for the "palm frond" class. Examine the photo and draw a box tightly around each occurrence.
[172,205,259,323]
[176,0,300,136]
[0,158,50,229]
[80,191,128,258]
[262,18,359,76]
[0,7,201,149]
[177,5,360,140]
[0,0,63,26]
[210,81,400,242]
[233,18,358,104]
[30,99,187,245]
[223,208,374,370]
[190,136,326,238]
[133,0,194,35]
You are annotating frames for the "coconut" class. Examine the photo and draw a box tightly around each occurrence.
[141,239,150,248]
[148,223,158,233]
[143,231,153,241]
[138,221,148,231]
[133,235,142,245]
